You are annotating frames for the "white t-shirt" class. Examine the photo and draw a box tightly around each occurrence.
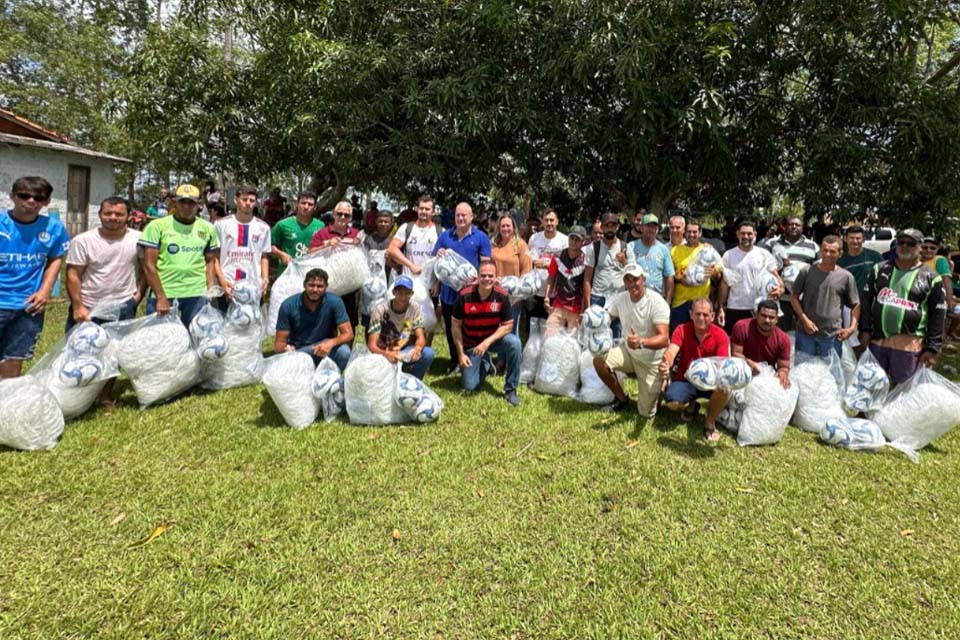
[607,288,670,366]
[722,246,778,310]
[393,222,438,277]
[215,215,272,288]
[528,231,568,296]
[583,238,627,299]
[66,228,141,308]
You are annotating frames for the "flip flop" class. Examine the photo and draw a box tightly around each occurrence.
[704,428,721,443]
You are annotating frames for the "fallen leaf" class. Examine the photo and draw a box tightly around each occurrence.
[900,529,915,537]
[477,489,485,498]
[736,487,755,494]
[841,498,849,506]
[368,433,379,440]
[109,512,127,527]
[624,440,640,449]
[127,523,172,548]
[392,529,402,541]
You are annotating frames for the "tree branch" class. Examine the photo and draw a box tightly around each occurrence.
[927,49,960,84]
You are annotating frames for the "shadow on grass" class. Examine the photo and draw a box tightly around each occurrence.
[254,388,289,428]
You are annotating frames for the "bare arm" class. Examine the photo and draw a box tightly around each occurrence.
[65,264,89,322]
[663,275,674,306]
[274,329,292,353]
[142,247,169,314]
[387,236,420,274]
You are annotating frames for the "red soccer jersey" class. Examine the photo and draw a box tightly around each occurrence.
[452,284,513,350]
[670,321,731,381]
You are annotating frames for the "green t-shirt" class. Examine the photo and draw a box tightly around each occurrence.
[925,255,952,278]
[838,248,883,293]
[271,217,324,271]
[138,216,219,298]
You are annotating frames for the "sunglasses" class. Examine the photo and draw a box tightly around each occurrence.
[14,192,47,202]
[898,239,918,247]
[335,212,352,218]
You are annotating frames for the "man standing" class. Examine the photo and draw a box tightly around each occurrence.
[584,213,627,336]
[859,229,946,384]
[667,215,686,248]
[625,213,675,302]
[731,300,792,388]
[139,184,219,326]
[271,190,323,271]
[620,209,646,243]
[594,264,670,417]
[432,202,492,373]
[543,225,588,332]
[717,219,782,333]
[262,187,287,227]
[767,216,819,330]
[838,224,883,349]
[790,235,860,358]
[669,219,721,333]
[274,268,353,370]
[214,186,272,307]
[66,197,143,329]
[452,261,522,406]
[0,177,70,378]
[366,276,435,380]
[309,199,363,329]
[659,298,730,441]
[388,195,438,277]
[527,209,568,324]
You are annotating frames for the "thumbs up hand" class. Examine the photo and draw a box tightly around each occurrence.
[627,327,643,349]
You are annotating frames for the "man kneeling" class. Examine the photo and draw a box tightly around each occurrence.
[274,268,353,370]
[658,298,730,441]
[366,276,435,379]
[452,261,522,406]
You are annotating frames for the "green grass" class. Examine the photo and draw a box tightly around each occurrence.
[2,301,960,638]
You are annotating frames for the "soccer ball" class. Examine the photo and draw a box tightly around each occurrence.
[587,330,614,357]
[847,418,884,445]
[58,356,103,387]
[227,303,258,328]
[757,272,779,296]
[311,370,341,399]
[231,281,257,305]
[68,323,109,355]
[197,335,229,361]
[686,359,719,391]
[396,374,426,410]
[331,379,345,409]
[190,311,223,341]
[857,361,888,390]
[697,247,720,267]
[434,256,459,286]
[454,263,477,287]
[411,395,441,423]
[781,264,800,292]
[515,272,539,297]
[362,276,387,299]
[685,264,706,286]
[717,358,751,390]
[500,276,519,295]
[582,305,610,330]
[821,420,853,446]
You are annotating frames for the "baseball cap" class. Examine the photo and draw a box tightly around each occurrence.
[393,275,414,291]
[568,225,587,240]
[175,184,201,202]
[622,263,646,279]
[897,228,923,243]
[922,236,940,245]
[601,213,619,224]
[641,213,659,226]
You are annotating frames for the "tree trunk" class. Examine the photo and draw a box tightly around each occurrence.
[309,165,348,214]
[647,190,675,217]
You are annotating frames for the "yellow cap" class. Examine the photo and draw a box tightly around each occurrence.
[175,184,201,201]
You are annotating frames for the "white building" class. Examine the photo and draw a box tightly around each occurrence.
[0,108,130,235]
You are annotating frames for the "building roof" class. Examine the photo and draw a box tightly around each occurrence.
[0,131,131,163]
[0,108,74,144]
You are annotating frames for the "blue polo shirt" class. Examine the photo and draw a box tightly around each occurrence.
[432,225,492,305]
[626,239,675,295]
[276,292,349,347]
[0,211,71,309]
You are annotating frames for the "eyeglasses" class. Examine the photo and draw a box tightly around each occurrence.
[335,212,352,218]
[921,244,938,251]
[898,239,918,247]
[14,192,47,202]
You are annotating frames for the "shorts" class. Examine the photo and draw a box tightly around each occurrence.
[664,380,711,405]
[0,308,44,360]
[868,343,921,386]
[604,343,662,418]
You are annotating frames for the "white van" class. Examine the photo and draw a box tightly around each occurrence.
[863,227,897,254]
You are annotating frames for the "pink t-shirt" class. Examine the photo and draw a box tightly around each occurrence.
[66,228,141,307]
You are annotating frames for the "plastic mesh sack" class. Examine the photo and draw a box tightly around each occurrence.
[576,350,623,405]
[790,353,845,433]
[533,331,581,397]
[842,349,890,415]
[111,309,201,408]
[396,373,444,423]
[686,247,721,285]
[0,376,65,450]
[360,270,389,317]
[311,244,371,295]
[684,357,752,391]
[737,366,800,446]
[267,260,305,336]
[781,263,809,293]
[413,280,439,333]
[311,357,345,422]
[36,351,109,419]
[200,324,264,390]
[343,353,409,425]
[225,281,262,329]
[583,326,614,357]
[717,388,746,433]
[262,352,320,429]
[581,305,611,330]
[819,417,916,461]
[873,367,960,461]
[501,270,540,303]
[520,317,545,384]
[433,250,477,291]
[753,271,781,310]
[190,287,230,360]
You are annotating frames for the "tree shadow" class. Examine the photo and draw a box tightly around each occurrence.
[253,388,291,428]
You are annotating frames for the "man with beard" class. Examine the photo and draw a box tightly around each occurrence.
[388,195,439,278]
[527,209,568,324]
[271,190,324,273]
[717,219,782,333]
[670,219,722,334]
[859,229,946,384]
[732,299,792,388]
[275,268,353,370]
[620,209,647,243]
[584,213,628,337]
[625,213,675,301]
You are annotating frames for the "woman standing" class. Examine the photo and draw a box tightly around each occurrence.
[491,215,533,335]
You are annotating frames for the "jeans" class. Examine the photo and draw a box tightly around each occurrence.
[441,302,457,366]
[510,303,522,337]
[461,333,521,394]
[401,345,435,380]
[0,308,44,360]
[590,294,621,339]
[66,296,139,332]
[296,342,351,370]
[664,380,711,404]
[146,296,206,328]
[795,330,841,359]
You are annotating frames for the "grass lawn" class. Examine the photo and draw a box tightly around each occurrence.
[2,300,960,638]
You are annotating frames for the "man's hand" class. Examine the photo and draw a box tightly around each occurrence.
[327,237,341,248]
[260,279,269,299]
[777,368,791,389]
[437,248,447,257]
[658,357,670,379]
[312,339,335,358]
[836,326,856,341]
[615,251,627,265]
[747,359,761,375]
[155,295,171,316]
[408,346,422,362]
[281,253,293,265]
[920,351,939,369]
[543,297,552,312]
[717,308,725,328]
[768,286,784,299]
[411,264,422,276]
[800,316,818,335]
[382,349,400,364]
[223,283,234,301]
[471,340,489,358]
[25,290,50,315]
[705,265,717,279]
[458,351,472,369]
[626,327,642,350]
[72,304,91,324]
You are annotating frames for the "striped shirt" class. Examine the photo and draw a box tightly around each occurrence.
[452,284,513,350]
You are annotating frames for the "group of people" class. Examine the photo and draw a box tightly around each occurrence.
[0,176,949,438]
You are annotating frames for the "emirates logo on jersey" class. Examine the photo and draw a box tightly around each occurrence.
[877,287,919,311]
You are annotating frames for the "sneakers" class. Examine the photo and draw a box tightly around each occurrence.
[603,397,631,413]
[504,391,521,406]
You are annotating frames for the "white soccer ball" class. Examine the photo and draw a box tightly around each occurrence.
[362,276,388,299]
[820,420,853,446]
[847,418,885,444]
[397,374,426,410]
[515,273,539,297]
[434,259,457,283]
[190,312,223,341]
[686,359,719,391]
[197,335,230,361]
[685,264,706,286]
[231,281,257,305]
[758,272,779,296]
[697,248,720,267]
[332,379,345,409]
[227,303,258,327]
[311,370,341,399]
[500,276,520,295]
[582,305,610,330]
[68,323,109,355]
[856,361,887,389]
[411,395,440,423]
[717,358,751,390]
[58,356,103,387]
[454,263,477,287]
[587,330,614,357]
[781,264,800,291]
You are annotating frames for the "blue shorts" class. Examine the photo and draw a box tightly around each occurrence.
[664,380,711,404]
[0,308,45,360]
